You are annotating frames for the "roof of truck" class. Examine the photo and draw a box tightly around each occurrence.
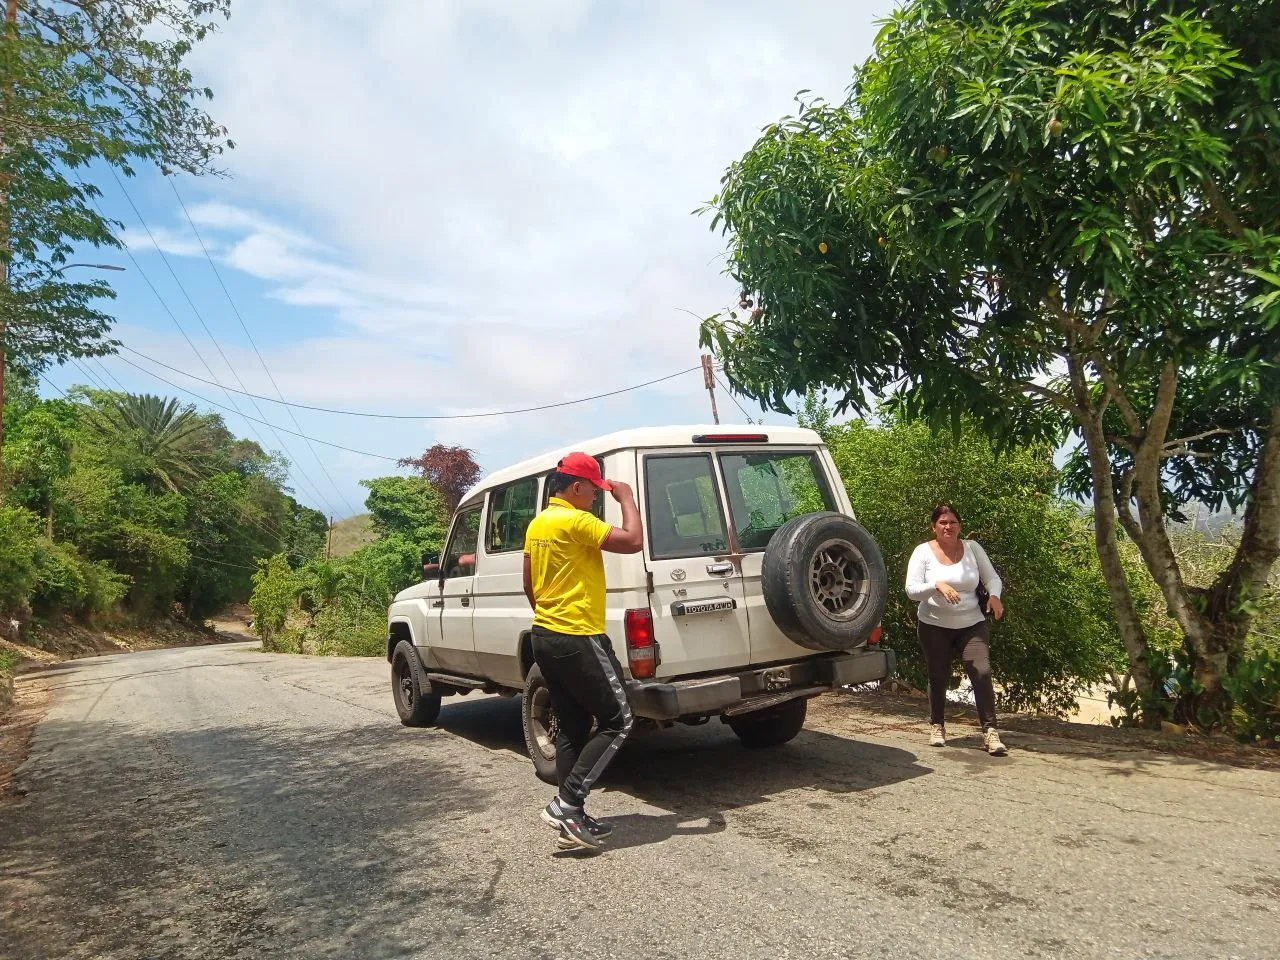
[459,424,824,505]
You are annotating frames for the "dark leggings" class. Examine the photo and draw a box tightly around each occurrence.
[917,619,997,730]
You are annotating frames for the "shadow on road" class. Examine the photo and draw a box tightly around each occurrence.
[0,711,516,960]
[433,694,933,850]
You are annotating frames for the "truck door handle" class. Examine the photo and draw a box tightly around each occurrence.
[430,600,444,608]
[706,562,735,576]
[461,596,470,607]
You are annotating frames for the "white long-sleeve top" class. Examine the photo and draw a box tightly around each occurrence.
[905,539,1003,629]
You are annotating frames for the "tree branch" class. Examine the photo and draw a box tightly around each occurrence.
[1091,352,1142,435]
[1116,468,1144,542]
[1199,176,1248,241]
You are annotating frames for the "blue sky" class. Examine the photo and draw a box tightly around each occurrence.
[44,0,893,519]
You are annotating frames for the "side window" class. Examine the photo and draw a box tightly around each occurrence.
[442,507,483,578]
[644,454,728,560]
[720,452,834,551]
[487,476,539,553]
[542,456,606,520]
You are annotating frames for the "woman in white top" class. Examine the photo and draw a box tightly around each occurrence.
[905,503,1008,755]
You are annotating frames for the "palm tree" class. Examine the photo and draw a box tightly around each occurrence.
[90,393,221,493]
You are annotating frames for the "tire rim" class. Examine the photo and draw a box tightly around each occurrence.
[528,684,559,760]
[809,538,871,621]
[394,656,414,712]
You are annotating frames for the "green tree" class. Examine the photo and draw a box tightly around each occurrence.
[249,553,301,650]
[88,392,221,493]
[361,475,448,546]
[703,0,1280,724]
[0,501,39,611]
[824,411,1126,713]
[0,0,232,493]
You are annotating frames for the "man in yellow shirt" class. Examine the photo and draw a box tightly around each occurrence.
[523,452,642,851]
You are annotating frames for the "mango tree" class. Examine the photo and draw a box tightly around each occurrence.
[702,0,1280,723]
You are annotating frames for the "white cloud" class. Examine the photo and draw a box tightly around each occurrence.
[120,224,206,258]
[108,0,891,513]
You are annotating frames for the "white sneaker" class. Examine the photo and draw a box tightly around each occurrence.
[984,729,1008,756]
[929,723,946,747]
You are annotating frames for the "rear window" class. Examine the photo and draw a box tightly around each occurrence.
[644,454,729,559]
[720,451,834,551]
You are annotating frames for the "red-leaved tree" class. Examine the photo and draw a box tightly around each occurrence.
[397,444,481,514]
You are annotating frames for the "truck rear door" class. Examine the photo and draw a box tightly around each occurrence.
[717,447,842,665]
[639,449,750,676]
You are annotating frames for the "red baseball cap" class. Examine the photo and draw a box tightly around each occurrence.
[557,452,612,491]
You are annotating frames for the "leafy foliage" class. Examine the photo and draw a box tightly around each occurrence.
[817,410,1125,714]
[703,0,1280,720]
[250,475,451,658]
[0,0,233,373]
[0,377,325,628]
[397,444,481,513]
[87,392,222,493]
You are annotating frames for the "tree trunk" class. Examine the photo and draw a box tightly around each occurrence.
[1194,400,1280,709]
[0,0,19,502]
[1066,353,1156,701]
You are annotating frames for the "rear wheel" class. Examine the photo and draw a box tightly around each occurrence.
[391,640,441,727]
[727,696,808,748]
[521,665,559,784]
[761,512,887,651]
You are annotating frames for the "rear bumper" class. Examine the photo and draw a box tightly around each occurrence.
[625,646,896,721]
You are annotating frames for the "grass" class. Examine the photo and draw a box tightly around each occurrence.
[0,650,20,675]
[327,513,376,558]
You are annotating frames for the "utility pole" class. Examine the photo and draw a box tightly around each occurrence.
[326,516,334,558]
[701,354,720,425]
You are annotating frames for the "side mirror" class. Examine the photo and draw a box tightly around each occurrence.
[422,563,441,579]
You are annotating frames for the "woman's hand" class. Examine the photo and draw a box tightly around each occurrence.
[987,595,1005,620]
[936,581,961,604]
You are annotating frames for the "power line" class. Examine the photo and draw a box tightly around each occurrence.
[714,372,758,423]
[166,175,361,520]
[189,553,263,571]
[97,183,343,520]
[117,342,705,420]
[100,179,343,527]
[112,353,402,461]
[110,170,348,518]
[39,371,292,552]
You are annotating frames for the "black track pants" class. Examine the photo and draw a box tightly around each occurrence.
[531,626,634,808]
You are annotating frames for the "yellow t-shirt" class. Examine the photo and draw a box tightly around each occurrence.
[524,497,613,636]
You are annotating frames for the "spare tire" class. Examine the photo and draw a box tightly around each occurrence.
[761,512,887,651]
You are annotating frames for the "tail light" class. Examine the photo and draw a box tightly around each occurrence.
[868,623,883,646]
[624,608,658,679]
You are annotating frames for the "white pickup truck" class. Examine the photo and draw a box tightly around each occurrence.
[386,425,894,782]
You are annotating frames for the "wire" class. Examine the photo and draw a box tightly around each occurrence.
[105,175,347,520]
[166,175,358,521]
[117,343,704,420]
[112,353,402,461]
[188,553,263,571]
[714,372,758,423]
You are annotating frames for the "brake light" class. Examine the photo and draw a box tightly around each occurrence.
[624,608,657,679]
[692,433,768,444]
[868,623,883,646]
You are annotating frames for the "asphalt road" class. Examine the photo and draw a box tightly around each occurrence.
[1,642,1277,960]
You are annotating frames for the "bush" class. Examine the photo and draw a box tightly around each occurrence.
[307,601,388,658]
[818,414,1126,714]
[1222,649,1280,744]
[0,504,41,613]
[249,554,302,650]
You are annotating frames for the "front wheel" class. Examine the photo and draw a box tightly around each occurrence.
[727,696,808,748]
[391,640,441,727]
[521,665,559,784]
